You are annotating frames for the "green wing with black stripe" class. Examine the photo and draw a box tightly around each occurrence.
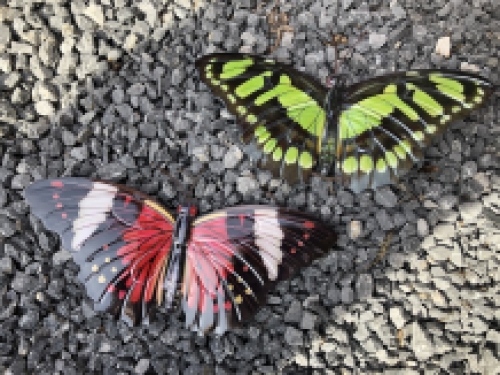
[196,53,328,183]
[332,69,493,193]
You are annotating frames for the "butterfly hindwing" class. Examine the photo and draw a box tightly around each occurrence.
[25,178,176,326]
[182,205,335,334]
[196,53,329,182]
[335,69,493,193]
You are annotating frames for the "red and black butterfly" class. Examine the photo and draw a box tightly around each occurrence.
[25,178,335,335]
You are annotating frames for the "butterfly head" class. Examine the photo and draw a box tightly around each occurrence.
[177,205,197,218]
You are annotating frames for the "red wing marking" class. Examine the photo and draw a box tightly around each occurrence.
[304,221,315,229]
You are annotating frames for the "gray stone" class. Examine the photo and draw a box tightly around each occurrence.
[0,101,16,122]
[479,348,500,374]
[375,187,398,208]
[417,218,429,237]
[0,187,6,207]
[411,322,434,361]
[11,272,37,293]
[1,72,21,88]
[11,174,31,189]
[369,33,387,49]
[31,55,53,80]
[438,195,457,210]
[223,145,243,169]
[112,88,125,104]
[19,310,39,330]
[138,0,158,27]
[432,223,455,239]
[53,249,73,266]
[35,100,56,117]
[389,306,406,329]
[33,81,58,102]
[390,0,406,19]
[284,300,302,323]
[376,210,394,231]
[97,162,127,181]
[0,256,13,274]
[134,358,150,375]
[10,42,34,54]
[459,201,482,222]
[349,220,362,239]
[284,327,303,346]
[84,3,104,26]
[356,273,373,300]
[0,53,12,72]
[0,23,11,46]
[300,311,317,330]
[237,175,258,195]
[11,87,30,104]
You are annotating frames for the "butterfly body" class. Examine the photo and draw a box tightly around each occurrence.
[196,53,494,193]
[25,178,335,334]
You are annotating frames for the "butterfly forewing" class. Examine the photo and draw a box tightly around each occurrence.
[196,53,329,183]
[336,69,493,193]
[25,178,175,326]
[183,206,335,334]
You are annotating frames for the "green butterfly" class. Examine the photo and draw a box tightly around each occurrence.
[196,53,494,193]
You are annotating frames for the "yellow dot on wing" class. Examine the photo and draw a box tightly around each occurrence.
[92,265,99,272]
[98,275,106,284]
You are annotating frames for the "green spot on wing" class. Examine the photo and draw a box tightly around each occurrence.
[253,74,325,137]
[376,158,387,172]
[360,155,374,173]
[299,151,313,169]
[339,92,419,140]
[284,147,298,164]
[384,84,397,94]
[246,114,258,124]
[408,84,443,116]
[235,74,265,98]
[254,126,266,137]
[257,130,271,144]
[342,156,358,174]
[263,138,277,153]
[220,59,253,79]
[393,144,406,159]
[429,74,464,93]
[272,147,283,161]
[385,151,398,168]
[426,124,437,134]
[413,131,424,141]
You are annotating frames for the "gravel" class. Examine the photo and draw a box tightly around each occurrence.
[0,0,498,373]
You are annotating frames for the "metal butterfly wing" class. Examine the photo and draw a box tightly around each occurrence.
[182,205,335,334]
[25,178,176,326]
[196,53,328,183]
[334,70,494,193]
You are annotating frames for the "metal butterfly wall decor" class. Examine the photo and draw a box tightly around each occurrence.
[196,53,494,193]
[25,178,335,335]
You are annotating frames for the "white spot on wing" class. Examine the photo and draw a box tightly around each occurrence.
[254,209,284,281]
[72,182,117,249]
